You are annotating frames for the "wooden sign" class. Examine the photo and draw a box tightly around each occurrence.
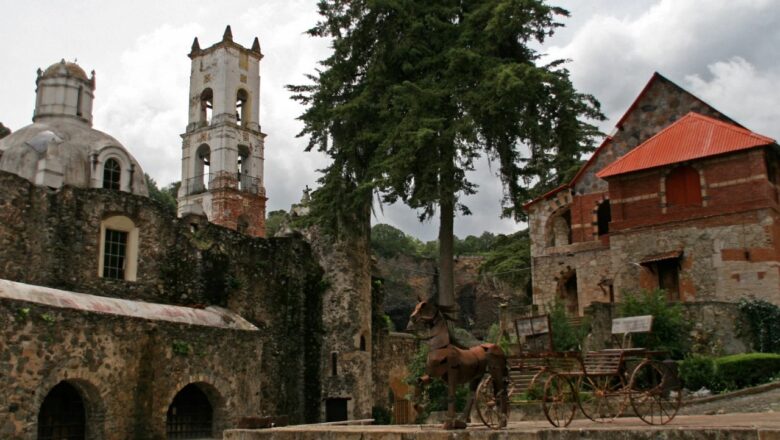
[612,315,653,334]
[515,315,550,336]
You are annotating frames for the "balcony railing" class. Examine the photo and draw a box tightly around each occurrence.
[182,173,264,196]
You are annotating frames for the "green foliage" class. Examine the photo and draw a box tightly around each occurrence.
[371,406,392,425]
[39,312,56,325]
[265,210,288,237]
[679,353,780,393]
[678,356,716,391]
[16,307,30,320]
[486,322,512,353]
[172,340,191,356]
[406,344,468,422]
[618,289,690,359]
[371,224,423,258]
[382,314,395,332]
[479,230,531,290]
[145,174,178,215]
[547,301,589,351]
[738,298,780,353]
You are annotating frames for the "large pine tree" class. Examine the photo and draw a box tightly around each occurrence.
[291,0,603,307]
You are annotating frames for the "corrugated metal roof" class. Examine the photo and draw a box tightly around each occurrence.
[0,278,258,330]
[597,113,775,178]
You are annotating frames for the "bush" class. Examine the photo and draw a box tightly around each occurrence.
[678,356,715,391]
[547,301,590,351]
[715,353,780,391]
[618,289,690,358]
[738,298,780,353]
[372,406,392,425]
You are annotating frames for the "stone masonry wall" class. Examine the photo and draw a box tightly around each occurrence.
[0,171,326,427]
[0,299,264,440]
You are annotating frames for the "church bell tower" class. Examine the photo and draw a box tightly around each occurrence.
[177,25,267,237]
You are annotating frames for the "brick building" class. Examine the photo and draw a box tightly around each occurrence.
[525,73,780,315]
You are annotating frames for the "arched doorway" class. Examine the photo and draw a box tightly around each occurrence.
[166,384,213,439]
[559,271,579,316]
[38,381,86,440]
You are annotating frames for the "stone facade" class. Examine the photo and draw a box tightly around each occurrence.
[0,171,326,438]
[526,73,780,314]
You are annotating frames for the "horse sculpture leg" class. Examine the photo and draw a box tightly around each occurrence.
[443,371,467,430]
[461,376,482,423]
[487,349,509,428]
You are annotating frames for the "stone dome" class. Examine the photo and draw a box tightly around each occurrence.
[41,59,89,81]
[0,118,149,196]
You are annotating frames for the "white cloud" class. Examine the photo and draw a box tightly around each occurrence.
[685,57,780,138]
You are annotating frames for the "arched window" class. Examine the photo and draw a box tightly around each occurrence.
[194,144,211,194]
[237,145,250,192]
[666,166,702,207]
[547,208,572,247]
[166,384,213,439]
[102,158,121,190]
[236,89,249,125]
[99,215,139,281]
[597,200,611,236]
[200,88,213,124]
[38,382,86,440]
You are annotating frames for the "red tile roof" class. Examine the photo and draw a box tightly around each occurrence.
[597,112,775,179]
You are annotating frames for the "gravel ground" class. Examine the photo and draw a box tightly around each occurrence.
[680,386,780,415]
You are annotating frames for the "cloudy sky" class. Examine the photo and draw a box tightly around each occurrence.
[1,0,778,240]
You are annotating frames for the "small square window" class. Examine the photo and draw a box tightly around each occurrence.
[103,229,128,279]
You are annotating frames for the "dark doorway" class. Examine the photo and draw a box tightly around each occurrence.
[656,260,680,301]
[325,398,349,422]
[166,384,213,439]
[38,382,86,440]
[597,201,611,236]
[560,272,579,316]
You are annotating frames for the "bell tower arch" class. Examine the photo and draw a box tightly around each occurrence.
[178,25,267,237]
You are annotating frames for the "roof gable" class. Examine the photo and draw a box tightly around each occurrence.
[597,112,775,178]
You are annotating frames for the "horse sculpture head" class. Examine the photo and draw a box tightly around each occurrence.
[406,298,440,333]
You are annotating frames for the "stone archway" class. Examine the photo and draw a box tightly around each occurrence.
[34,376,105,440]
[161,378,227,439]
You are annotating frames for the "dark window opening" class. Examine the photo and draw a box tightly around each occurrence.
[656,260,680,301]
[200,88,213,124]
[166,384,213,440]
[236,89,248,125]
[103,229,127,280]
[76,86,83,117]
[237,145,250,191]
[666,166,702,207]
[325,398,348,422]
[560,272,579,316]
[38,382,86,440]
[331,352,338,377]
[597,200,611,236]
[237,217,249,234]
[359,335,366,352]
[102,159,121,190]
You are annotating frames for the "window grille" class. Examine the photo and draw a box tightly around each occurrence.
[166,385,213,439]
[38,382,86,440]
[103,229,127,280]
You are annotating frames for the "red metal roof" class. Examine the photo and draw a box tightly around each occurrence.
[597,112,775,179]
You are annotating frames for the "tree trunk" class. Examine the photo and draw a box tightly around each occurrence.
[438,183,455,308]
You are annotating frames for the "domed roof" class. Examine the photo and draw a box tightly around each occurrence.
[0,118,148,196]
[41,59,89,81]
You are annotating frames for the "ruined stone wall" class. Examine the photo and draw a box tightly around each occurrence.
[304,228,373,421]
[0,299,265,440]
[0,171,325,425]
[371,332,419,415]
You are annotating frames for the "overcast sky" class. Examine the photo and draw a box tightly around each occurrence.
[1,0,778,240]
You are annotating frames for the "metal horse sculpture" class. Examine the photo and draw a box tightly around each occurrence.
[407,298,508,429]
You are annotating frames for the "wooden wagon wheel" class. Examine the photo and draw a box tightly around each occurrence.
[628,359,682,425]
[577,374,628,423]
[542,374,576,427]
[475,375,509,429]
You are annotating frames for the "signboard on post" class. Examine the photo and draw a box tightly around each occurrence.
[611,315,653,335]
[515,315,550,337]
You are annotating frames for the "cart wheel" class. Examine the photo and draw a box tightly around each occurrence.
[578,374,627,423]
[475,375,509,429]
[542,374,576,427]
[628,359,682,425]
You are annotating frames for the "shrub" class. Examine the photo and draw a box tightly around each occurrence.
[547,301,590,351]
[715,353,780,391]
[372,406,392,425]
[678,356,715,391]
[738,298,780,353]
[618,289,690,358]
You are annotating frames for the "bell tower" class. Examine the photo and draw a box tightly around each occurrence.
[177,25,267,237]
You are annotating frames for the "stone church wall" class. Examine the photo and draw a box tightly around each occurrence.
[0,171,326,430]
